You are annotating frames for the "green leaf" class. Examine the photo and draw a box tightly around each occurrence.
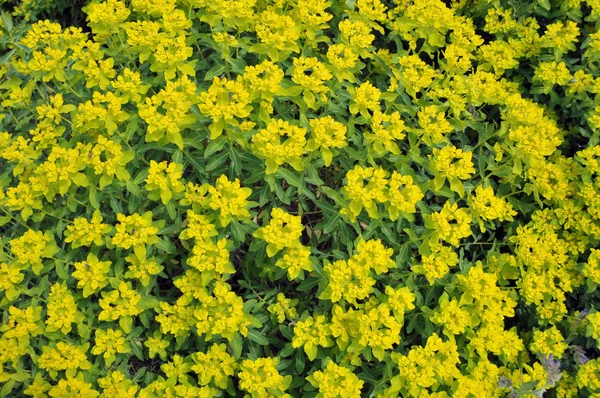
[305,343,318,361]
[296,277,320,291]
[230,219,246,243]
[205,151,228,172]
[129,341,144,361]
[231,332,243,358]
[55,261,70,280]
[126,181,141,197]
[538,0,551,10]
[247,329,269,345]
[322,212,340,234]
[277,168,302,188]
[204,136,226,157]
[155,238,175,253]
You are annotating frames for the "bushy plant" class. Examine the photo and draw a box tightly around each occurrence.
[0,0,599,397]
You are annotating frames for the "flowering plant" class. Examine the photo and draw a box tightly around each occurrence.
[1,0,600,397]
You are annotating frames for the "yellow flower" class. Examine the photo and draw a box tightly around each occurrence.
[86,0,130,35]
[530,326,568,358]
[1,305,44,341]
[243,60,284,101]
[585,311,600,345]
[251,119,306,174]
[478,40,520,74]
[468,185,516,231]
[88,135,134,188]
[307,361,364,398]
[124,254,163,286]
[326,44,360,82]
[584,249,600,284]
[354,239,395,275]
[292,314,333,360]
[91,328,131,366]
[0,263,24,301]
[111,68,151,103]
[431,145,475,179]
[507,123,562,160]
[253,208,303,257]
[3,182,43,221]
[348,81,381,117]
[357,303,402,359]
[191,343,236,389]
[255,7,301,54]
[111,212,159,259]
[138,76,198,148]
[416,106,454,145]
[74,91,129,134]
[290,56,332,106]
[390,334,460,394]
[426,202,472,247]
[540,20,579,53]
[275,245,314,279]
[47,373,99,398]
[98,370,139,398]
[307,115,347,166]
[36,93,75,127]
[131,0,176,16]
[365,111,406,156]
[179,210,217,242]
[430,294,472,335]
[144,331,170,359]
[198,76,252,138]
[207,175,253,226]
[238,357,292,398]
[576,358,600,393]
[357,0,387,22]
[65,210,112,248]
[98,281,145,333]
[151,35,195,80]
[386,171,423,221]
[339,18,374,53]
[320,253,375,305]
[457,262,517,327]
[145,160,185,204]
[412,244,459,285]
[45,283,84,334]
[429,145,474,195]
[186,238,235,279]
[23,373,51,397]
[268,293,298,323]
[72,253,112,297]
[9,229,59,275]
[340,166,388,221]
[395,55,439,97]
[385,285,415,320]
[38,342,91,377]
[533,61,572,92]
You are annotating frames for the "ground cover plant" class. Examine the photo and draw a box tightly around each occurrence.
[0,0,600,396]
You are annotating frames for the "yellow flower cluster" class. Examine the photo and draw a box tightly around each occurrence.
[145,160,185,204]
[238,357,292,398]
[2,0,600,396]
[307,116,347,166]
[198,76,252,138]
[341,166,424,222]
[111,212,159,259]
[251,119,306,174]
[307,361,364,398]
[427,202,473,247]
[253,208,303,257]
[320,239,395,304]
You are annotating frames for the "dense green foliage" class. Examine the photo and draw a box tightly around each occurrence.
[1,0,600,397]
